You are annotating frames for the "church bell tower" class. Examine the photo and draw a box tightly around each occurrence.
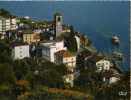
[54,12,63,38]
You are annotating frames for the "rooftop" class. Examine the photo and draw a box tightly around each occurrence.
[0,16,10,20]
[55,50,74,57]
[54,12,62,16]
[40,40,64,47]
[10,42,29,48]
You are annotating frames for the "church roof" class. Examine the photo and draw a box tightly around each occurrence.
[54,12,62,16]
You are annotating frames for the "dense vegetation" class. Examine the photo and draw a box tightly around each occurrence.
[0,39,94,100]
[0,8,15,18]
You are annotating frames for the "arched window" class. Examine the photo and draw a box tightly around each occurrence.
[57,17,61,22]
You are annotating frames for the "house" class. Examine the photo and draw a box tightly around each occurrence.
[0,16,17,35]
[63,74,74,87]
[11,18,17,30]
[96,59,113,72]
[55,50,76,72]
[109,68,121,84]
[33,29,42,34]
[0,17,10,33]
[79,51,103,70]
[102,69,120,84]
[40,40,67,62]
[0,17,9,39]
[11,43,30,60]
[55,50,76,87]
[62,25,71,33]
[23,33,40,44]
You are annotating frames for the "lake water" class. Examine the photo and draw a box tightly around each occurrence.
[0,1,130,71]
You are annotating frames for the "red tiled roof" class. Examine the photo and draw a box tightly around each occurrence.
[55,50,73,57]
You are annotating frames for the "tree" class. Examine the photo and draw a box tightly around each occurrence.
[0,40,12,63]
[12,59,30,80]
[33,62,66,88]
[0,63,16,97]
[0,8,12,17]
[0,63,16,85]
[64,34,77,52]
[70,25,75,37]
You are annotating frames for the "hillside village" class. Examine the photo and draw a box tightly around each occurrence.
[0,9,129,100]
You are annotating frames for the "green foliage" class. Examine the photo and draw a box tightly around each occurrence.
[12,60,30,80]
[0,64,16,98]
[0,8,13,18]
[0,40,12,63]
[25,60,66,88]
[0,64,16,85]
[17,86,92,100]
[64,32,78,53]
[70,25,75,36]
[75,63,130,100]
[19,18,32,25]
[0,84,10,93]
[19,18,49,29]
[95,71,130,100]
[0,40,68,98]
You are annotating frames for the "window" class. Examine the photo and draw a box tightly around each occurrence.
[65,58,68,62]
[20,51,22,54]
[106,62,109,65]
[57,17,61,22]
[98,67,102,71]
[20,55,22,58]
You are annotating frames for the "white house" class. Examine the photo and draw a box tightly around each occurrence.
[12,44,30,60]
[55,50,76,72]
[0,16,17,38]
[0,17,9,34]
[11,18,17,30]
[96,59,112,72]
[40,40,67,62]
[55,50,76,87]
